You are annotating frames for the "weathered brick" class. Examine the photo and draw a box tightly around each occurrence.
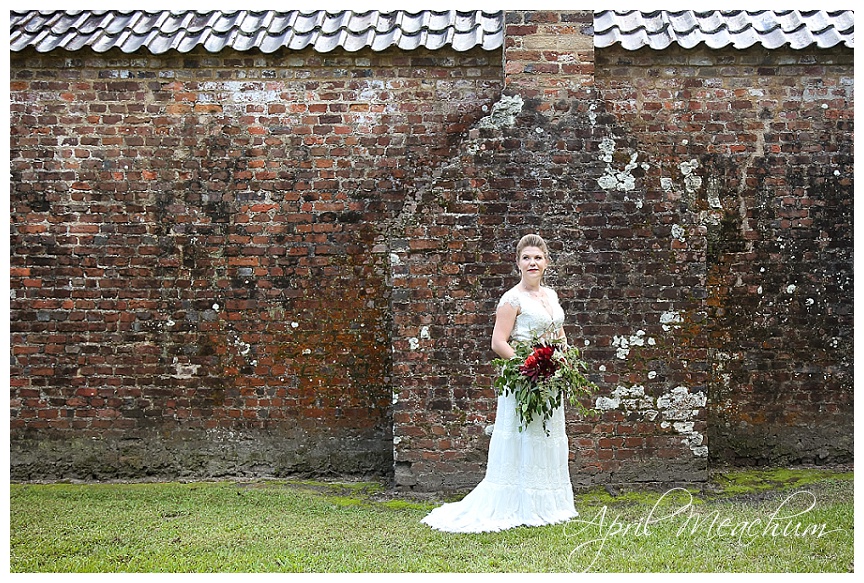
[9,17,852,490]
[10,43,503,482]
[595,43,852,471]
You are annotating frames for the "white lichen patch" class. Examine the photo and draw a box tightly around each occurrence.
[588,103,598,126]
[631,331,648,346]
[234,339,251,356]
[597,137,641,192]
[595,384,650,411]
[660,177,674,192]
[656,385,708,457]
[679,159,703,193]
[599,137,616,163]
[420,326,431,340]
[611,330,649,359]
[597,383,707,456]
[594,383,706,458]
[619,385,654,411]
[595,395,620,411]
[660,310,683,332]
[656,385,706,419]
[611,336,629,359]
[172,359,200,379]
[476,94,524,129]
[671,224,686,242]
[228,334,258,366]
[713,352,736,388]
[707,176,722,209]
[408,337,420,350]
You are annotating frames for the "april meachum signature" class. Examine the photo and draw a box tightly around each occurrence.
[562,488,845,572]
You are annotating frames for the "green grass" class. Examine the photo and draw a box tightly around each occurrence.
[9,468,854,573]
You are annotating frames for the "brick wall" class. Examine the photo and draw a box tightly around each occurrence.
[10,12,853,487]
[10,45,503,480]
[391,13,853,490]
[392,11,712,490]
[594,43,853,468]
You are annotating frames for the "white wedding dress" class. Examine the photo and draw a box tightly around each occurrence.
[421,285,578,533]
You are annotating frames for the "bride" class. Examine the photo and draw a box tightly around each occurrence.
[421,234,578,533]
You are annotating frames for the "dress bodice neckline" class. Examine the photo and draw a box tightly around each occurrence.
[517,286,554,319]
[500,285,565,343]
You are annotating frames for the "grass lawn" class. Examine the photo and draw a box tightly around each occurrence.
[9,467,853,573]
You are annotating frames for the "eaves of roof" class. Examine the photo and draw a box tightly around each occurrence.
[9,10,854,54]
[10,10,506,54]
[594,10,854,50]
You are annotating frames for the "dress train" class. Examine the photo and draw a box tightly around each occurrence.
[421,391,577,533]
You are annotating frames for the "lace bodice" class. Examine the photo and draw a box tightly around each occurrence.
[497,285,565,343]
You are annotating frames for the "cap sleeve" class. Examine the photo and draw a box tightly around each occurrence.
[497,288,521,310]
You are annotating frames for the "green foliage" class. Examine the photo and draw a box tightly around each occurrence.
[9,469,853,573]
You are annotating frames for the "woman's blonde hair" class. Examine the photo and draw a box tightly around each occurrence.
[516,233,550,262]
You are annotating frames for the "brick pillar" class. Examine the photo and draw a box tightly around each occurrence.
[503,10,595,105]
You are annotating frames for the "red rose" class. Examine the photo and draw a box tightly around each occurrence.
[519,343,559,381]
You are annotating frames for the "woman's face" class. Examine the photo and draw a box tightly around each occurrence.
[518,246,547,282]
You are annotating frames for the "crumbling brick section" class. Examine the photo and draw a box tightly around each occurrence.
[593,43,854,470]
[9,45,503,480]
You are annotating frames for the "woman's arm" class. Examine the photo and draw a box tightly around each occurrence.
[549,288,568,346]
[491,302,519,359]
[556,326,568,346]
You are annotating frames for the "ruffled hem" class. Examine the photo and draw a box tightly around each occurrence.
[421,479,578,534]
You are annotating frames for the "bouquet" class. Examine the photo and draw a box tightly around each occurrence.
[491,332,597,434]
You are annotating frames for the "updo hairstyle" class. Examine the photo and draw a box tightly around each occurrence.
[516,233,550,263]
